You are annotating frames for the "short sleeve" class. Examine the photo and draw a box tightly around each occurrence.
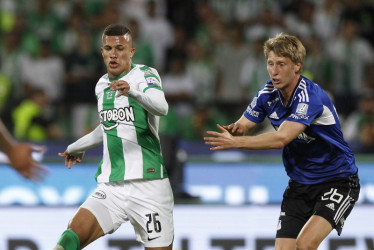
[286,91,323,126]
[243,95,267,124]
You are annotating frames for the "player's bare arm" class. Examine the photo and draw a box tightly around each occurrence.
[205,121,306,151]
[223,115,257,136]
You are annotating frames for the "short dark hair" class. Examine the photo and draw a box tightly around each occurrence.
[103,24,132,37]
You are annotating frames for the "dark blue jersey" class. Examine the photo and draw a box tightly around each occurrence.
[244,75,357,184]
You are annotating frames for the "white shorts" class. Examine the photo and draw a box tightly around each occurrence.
[81,178,174,248]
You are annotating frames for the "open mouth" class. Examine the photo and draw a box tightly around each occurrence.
[109,61,119,68]
[272,79,280,85]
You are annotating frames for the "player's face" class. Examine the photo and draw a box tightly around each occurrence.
[101,34,135,78]
[266,51,301,92]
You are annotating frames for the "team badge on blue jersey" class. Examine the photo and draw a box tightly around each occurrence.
[296,103,309,115]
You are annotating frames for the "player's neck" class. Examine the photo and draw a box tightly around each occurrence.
[280,74,300,106]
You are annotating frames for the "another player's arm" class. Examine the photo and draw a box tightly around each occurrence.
[59,125,103,169]
[0,119,47,181]
[205,120,306,151]
[223,114,258,136]
[109,80,168,116]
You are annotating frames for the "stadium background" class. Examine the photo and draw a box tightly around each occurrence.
[1,0,374,249]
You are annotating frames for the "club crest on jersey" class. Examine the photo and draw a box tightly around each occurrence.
[105,91,115,100]
[296,103,308,115]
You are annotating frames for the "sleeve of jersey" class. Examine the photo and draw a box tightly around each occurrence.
[243,95,267,123]
[286,93,323,126]
[67,125,103,154]
[127,87,168,116]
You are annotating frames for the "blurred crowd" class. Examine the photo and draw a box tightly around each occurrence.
[1,0,374,154]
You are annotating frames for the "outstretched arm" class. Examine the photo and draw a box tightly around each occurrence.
[59,125,103,169]
[204,120,306,151]
[222,115,258,136]
[0,120,47,181]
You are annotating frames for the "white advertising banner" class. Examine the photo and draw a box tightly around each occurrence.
[0,205,373,250]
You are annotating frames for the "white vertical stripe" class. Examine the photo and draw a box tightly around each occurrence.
[299,79,309,102]
[334,196,351,223]
[301,91,306,102]
[120,126,143,179]
[97,133,111,183]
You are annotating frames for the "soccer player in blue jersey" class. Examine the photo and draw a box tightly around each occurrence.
[204,33,360,250]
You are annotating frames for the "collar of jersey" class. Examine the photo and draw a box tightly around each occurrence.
[278,75,302,107]
[108,63,136,82]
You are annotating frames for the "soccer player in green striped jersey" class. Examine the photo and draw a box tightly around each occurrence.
[54,24,174,250]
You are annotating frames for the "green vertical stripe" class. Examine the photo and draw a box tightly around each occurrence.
[102,87,126,181]
[95,159,103,181]
[107,134,125,181]
[128,98,166,179]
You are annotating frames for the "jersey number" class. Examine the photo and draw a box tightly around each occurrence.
[146,213,162,233]
[321,188,344,203]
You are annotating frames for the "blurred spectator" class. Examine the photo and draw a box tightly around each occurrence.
[214,21,250,118]
[284,1,317,40]
[343,92,374,154]
[163,55,196,120]
[194,2,227,53]
[165,26,188,71]
[129,18,154,67]
[302,35,333,91]
[327,18,374,116]
[186,39,218,106]
[59,3,90,56]
[64,28,102,139]
[0,30,27,101]
[244,7,284,43]
[160,52,198,201]
[166,0,198,36]
[23,0,62,49]
[20,38,65,113]
[89,0,122,31]
[314,0,342,44]
[12,88,61,142]
[340,0,374,46]
[181,105,228,140]
[240,38,269,99]
[139,0,173,72]
[0,69,11,115]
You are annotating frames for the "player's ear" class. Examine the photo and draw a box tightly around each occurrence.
[130,48,136,58]
[295,62,302,73]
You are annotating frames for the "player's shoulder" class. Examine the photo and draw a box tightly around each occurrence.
[95,74,110,92]
[295,75,323,103]
[133,64,160,75]
[256,80,277,99]
[133,63,162,87]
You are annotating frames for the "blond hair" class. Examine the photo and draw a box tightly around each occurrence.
[264,33,306,73]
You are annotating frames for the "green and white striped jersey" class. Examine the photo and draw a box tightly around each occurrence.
[95,64,168,182]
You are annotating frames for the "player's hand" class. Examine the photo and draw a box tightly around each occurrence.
[8,144,48,182]
[58,151,83,169]
[223,122,246,136]
[204,124,237,151]
[109,80,130,97]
